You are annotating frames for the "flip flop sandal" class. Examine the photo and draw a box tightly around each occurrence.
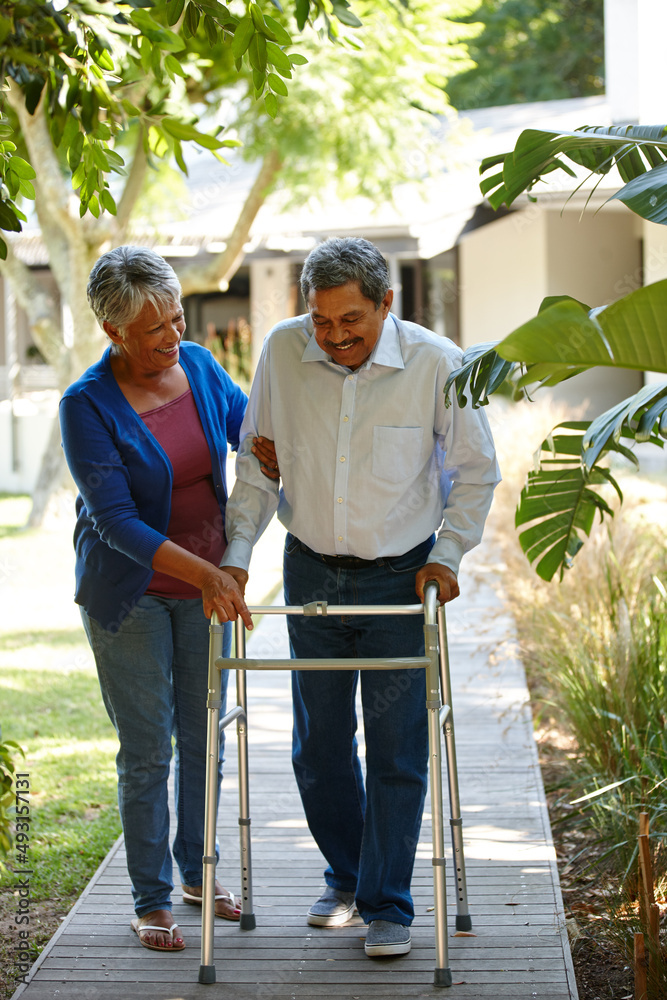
[131,918,185,952]
[182,887,241,921]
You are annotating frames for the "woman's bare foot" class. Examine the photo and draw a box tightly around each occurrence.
[181,882,241,921]
[131,909,185,950]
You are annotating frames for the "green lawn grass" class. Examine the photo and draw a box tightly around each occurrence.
[0,495,121,1000]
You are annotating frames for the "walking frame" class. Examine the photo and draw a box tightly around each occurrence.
[198,580,471,988]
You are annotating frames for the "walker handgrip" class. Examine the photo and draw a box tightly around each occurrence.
[423,580,440,624]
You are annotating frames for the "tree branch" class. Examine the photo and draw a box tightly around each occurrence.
[179,147,283,297]
[6,80,80,246]
[114,127,149,239]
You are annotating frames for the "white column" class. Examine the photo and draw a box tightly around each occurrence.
[249,258,293,373]
[4,278,20,471]
[604,0,667,124]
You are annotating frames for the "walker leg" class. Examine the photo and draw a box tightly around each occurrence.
[424,609,452,987]
[437,605,472,932]
[234,620,256,930]
[199,614,224,985]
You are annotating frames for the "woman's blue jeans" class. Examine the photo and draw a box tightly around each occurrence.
[284,534,431,927]
[81,595,230,918]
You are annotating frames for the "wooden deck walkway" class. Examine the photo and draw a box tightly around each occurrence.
[13,560,578,1000]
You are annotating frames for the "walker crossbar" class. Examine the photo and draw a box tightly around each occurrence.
[198,581,469,989]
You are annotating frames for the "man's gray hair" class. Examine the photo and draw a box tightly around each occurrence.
[300,237,390,309]
[87,246,182,333]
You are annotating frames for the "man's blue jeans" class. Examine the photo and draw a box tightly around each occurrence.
[284,534,431,927]
[81,595,230,917]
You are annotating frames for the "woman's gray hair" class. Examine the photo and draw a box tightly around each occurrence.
[87,246,182,333]
[300,237,390,309]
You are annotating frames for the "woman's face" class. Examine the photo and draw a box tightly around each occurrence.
[105,299,186,375]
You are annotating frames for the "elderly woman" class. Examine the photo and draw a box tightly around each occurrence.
[59,246,275,952]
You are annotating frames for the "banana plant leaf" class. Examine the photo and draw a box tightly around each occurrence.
[497,280,667,376]
[443,342,518,409]
[516,423,620,581]
[516,416,665,580]
[480,124,667,223]
[582,381,667,469]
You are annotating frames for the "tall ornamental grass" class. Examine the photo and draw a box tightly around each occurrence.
[487,398,667,882]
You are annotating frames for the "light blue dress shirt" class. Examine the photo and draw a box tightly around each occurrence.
[221,313,500,575]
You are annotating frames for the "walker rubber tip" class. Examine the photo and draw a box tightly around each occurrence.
[240,913,256,930]
[455,914,472,932]
[434,967,453,987]
[198,965,216,984]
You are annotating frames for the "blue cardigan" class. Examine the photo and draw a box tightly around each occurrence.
[59,341,247,631]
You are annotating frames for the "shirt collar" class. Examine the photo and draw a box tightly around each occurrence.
[301,314,404,371]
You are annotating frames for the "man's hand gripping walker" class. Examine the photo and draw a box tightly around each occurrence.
[199,580,470,988]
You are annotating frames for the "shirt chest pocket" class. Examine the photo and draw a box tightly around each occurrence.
[372,426,423,483]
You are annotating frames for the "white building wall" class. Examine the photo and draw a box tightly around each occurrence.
[249,258,295,371]
[544,206,644,416]
[458,210,548,349]
[0,395,58,494]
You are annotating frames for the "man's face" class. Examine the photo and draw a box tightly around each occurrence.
[308,282,393,371]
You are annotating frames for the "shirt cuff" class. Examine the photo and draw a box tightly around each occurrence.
[425,536,465,577]
[220,538,254,572]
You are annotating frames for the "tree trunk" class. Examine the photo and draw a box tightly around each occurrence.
[26,412,69,529]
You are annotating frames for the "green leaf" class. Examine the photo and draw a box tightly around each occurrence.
[250,3,266,30]
[514,426,618,581]
[444,341,519,409]
[331,0,362,27]
[232,16,255,58]
[480,124,667,214]
[497,282,667,376]
[0,200,23,233]
[165,0,185,25]
[266,40,292,77]
[131,8,184,48]
[173,137,187,174]
[121,99,143,117]
[288,52,308,65]
[611,160,667,225]
[0,237,7,260]
[204,13,218,47]
[295,0,310,31]
[100,188,117,215]
[263,14,291,45]
[265,92,278,118]
[8,156,36,180]
[267,72,288,97]
[183,1,201,37]
[67,132,85,172]
[165,53,186,78]
[248,32,267,74]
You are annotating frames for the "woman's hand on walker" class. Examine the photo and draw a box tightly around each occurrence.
[415,564,459,605]
[202,567,253,629]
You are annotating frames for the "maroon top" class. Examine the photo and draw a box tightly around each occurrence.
[141,389,226,599]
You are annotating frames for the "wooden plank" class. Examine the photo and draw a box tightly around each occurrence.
[11,561,578,1000]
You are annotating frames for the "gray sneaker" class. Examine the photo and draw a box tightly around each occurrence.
[307,887,357,927]
[364,919,412,956]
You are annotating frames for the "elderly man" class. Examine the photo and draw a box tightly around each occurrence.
[223,237,499,958]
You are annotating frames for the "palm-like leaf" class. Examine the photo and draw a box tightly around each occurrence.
[516,423,620,581]
[498,280,667,377]
[444,341,517,408]
[582,382,667,468]
[480,124,667,224]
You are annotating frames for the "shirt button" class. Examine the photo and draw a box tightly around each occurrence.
[337,497,343,503]
[340,456,345,462]
[338,536,343,541]
[347,374,355,380]
[343,416,349,422]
